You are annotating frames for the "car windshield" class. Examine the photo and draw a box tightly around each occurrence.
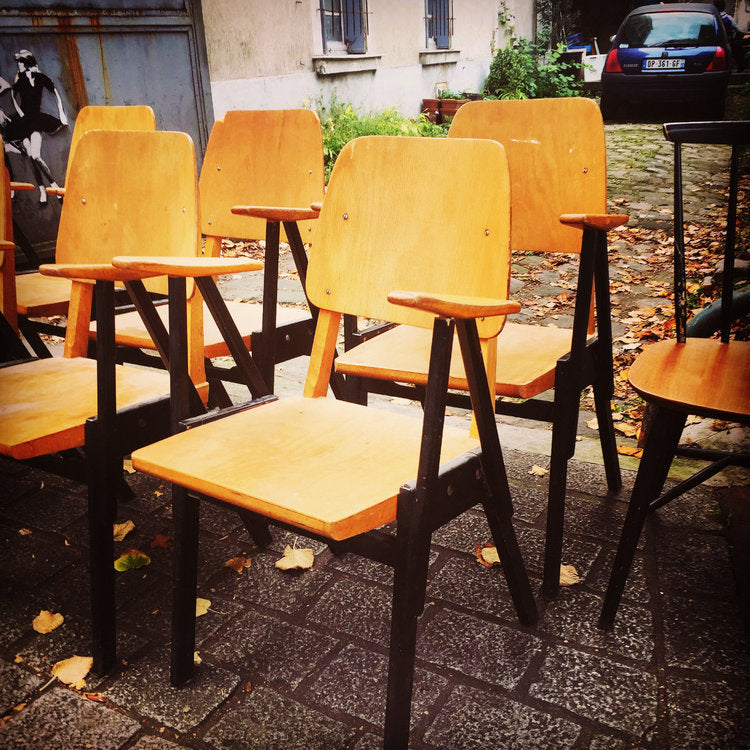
[619,11,717,48]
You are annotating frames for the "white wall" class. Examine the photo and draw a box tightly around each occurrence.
[202,0,535,120]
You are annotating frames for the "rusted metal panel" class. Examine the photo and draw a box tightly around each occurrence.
[1,1,213,264]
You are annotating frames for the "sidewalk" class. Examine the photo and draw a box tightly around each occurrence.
[0,121,748,749]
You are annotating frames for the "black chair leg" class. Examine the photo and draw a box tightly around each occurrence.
[599,407,686,628]
[593,377,622,493]
[171,486,200,686]
[238,510,273,549]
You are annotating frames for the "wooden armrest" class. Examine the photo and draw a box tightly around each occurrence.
[46,187,66,197]
[559,213,628,231]
[39,263,152,282]
[310,202,322,212]
[10,181,34,192]
[0,240,15,252]
[387,290,521,319]
[112,256,263,277]
[230,205,321,222]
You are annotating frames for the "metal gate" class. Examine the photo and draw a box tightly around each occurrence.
[1,0,213,264]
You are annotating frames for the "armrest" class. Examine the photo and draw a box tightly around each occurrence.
[231,205,320,222]
[10,181,34,192]
[388,290,521,319]
[0,240,15,252]
[559,213,628,231]
[112,255,263,277]
[310,202,322,213]
[46,187,66,197]
[39,263,153,282]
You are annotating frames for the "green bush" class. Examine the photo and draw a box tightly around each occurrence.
[482,37,582,100]
[316,97,447,179]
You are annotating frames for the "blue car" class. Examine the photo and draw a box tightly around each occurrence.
[601,3,731,121]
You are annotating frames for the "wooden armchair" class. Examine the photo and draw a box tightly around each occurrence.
[599,120,750,629]
[336,98,628,598]
[98,109,330,403]
[118,135,538,748]
[14,105,157,356]
[0,128,260,674]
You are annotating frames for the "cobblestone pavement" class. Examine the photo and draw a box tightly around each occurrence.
[1,109,748,749]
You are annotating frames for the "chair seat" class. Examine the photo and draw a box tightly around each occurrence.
[131,396,478,541]
[0,357,171,460]
[335,322,579,398]
[629,338,750,421]
[91,301,309,359]
[16,272,72,317]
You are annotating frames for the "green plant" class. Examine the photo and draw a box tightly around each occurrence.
[315,97,448,178]
[437,89,465,99]
[482,36,582,100]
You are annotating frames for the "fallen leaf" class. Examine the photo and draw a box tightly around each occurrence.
[150,533,172,549]
[275,545,315,570]
[225,556,252,574]
[559,564,581,586]
[586,417,599,431]
[685,415,703,425]
[480,546,501,566]
[18,528,31,536]
[32,610,64,634]
[614,422,639,438]
[52,655,92,687]
[193,651,202,665]
[195,598,211,617]
[528,464,548,477]
[617,445,644,458]
[113,520,135,542]
[122,459,136,475]
[114,549,151,572]
[85,692,106,703]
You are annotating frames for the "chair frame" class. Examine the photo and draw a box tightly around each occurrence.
[599,120,750,629]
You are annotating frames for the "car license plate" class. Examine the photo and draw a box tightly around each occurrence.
[643,58,685,70]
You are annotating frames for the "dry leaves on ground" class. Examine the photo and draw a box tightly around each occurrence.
[32,610,64,634]
[52,655,93,689]
[275,545,315,570]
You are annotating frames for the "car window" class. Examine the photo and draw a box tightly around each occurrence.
[619,12,717,48]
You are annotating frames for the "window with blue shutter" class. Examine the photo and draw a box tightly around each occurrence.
[320,0,368,54]
[426,0,452,50]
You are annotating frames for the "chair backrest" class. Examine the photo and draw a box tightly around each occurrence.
[63,105,156,188]
[198,109,324,251]
[448,98,606,254]
[56,130,201,363]
[0,151,16,329]
[305,136,511,360]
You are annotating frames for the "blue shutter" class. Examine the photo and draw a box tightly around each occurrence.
[435,0,450,49]
[343,0,366,54]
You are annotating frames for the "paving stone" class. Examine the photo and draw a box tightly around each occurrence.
[667,675,750,749]
[585,547,650,605]
[517,526,601,582]
[2,485,88,533]
[307,577,392,647]
[539,587,653,662]
[207,608,338,689]
[0,658,42,714]
[426,554,525,622]
[212,549,332,615]
[203,685,357,749]
[662,594,750,676]
[529,645,658,736]
[130,736,187,750]
[0,686,140,749]
[424,683,581,749]
[416,607,541,689]
[105,646,239,732]
[307,643,447,729]
[326,550,395,585]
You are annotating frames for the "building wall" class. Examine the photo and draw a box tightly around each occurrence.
[202,0,535,119]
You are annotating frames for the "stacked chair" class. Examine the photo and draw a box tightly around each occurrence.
[599,120,750,628]
[93,109,330,403]
[0,128,261,674]
[115,134,539,748]
[335,98,628,598]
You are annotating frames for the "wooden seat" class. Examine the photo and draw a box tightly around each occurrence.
[98,109,326,402]
[599,120,750,629]
[14,105,156,354]
[0,129,260,674]
[121,135,538,748]
[336,98,628,598]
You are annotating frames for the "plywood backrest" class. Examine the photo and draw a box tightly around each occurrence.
[56,130,200,298]
[199,109,324,245]
[448,98,606,254]
[64,105,156,187]
[306,136,511,340]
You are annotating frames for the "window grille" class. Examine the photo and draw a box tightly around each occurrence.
[426,0,453,50]
[320,0,368,54]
